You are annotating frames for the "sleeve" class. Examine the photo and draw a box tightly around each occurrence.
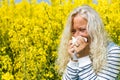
[62,60,79,80]
[77,46,120,80]
[62,45,120,80]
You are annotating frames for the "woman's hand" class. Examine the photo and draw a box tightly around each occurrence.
[68,40,75,58]
[68,36,90,59]
[74,36,90,58]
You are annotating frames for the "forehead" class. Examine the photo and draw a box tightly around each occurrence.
[73,13,87,20]
[72,14,87,25]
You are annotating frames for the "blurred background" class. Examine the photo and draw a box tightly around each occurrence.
[0,0,120,80]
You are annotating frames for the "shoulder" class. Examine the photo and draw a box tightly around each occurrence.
[107,42,120,53]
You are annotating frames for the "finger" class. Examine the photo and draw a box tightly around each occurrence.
[77,36,87,44]
[74,45,81,53]
[69,44,74,49]
[68,47,75,54]
[75,42,80,47]
[68,40,72,45]
[68,40,74,49]
[71,48,75,53]
[75,37,83,45]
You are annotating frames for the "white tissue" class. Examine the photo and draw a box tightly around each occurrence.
[72,36,87,44]
[84,37,87,42]
[71,36,87,60]
[72,37,77,45]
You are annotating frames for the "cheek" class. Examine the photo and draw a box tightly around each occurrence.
[81,31,89,37]
[83,33,91,42]
[88,36,91,44]
[85,32,91,43]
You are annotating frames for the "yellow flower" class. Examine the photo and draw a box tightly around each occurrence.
[2,72,14,80]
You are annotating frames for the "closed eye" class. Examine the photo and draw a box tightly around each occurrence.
[79,28,86,32]
[71,29,76,34]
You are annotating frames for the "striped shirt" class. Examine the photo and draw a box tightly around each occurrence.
[62,42,120,80]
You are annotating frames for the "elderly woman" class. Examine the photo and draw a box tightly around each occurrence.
[56,5,120,80]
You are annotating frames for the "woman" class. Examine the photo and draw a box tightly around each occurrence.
[56,5,120,80]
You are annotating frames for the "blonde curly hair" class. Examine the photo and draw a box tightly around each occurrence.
[56,5,110,74]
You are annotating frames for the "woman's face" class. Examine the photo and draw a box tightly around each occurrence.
[71,14,89,39]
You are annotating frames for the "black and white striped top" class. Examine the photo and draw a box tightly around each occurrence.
[63,42,120,80]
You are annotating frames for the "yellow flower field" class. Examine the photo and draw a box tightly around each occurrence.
[0,0,120,79]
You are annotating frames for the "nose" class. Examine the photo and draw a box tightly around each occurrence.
[74,31,81,38]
